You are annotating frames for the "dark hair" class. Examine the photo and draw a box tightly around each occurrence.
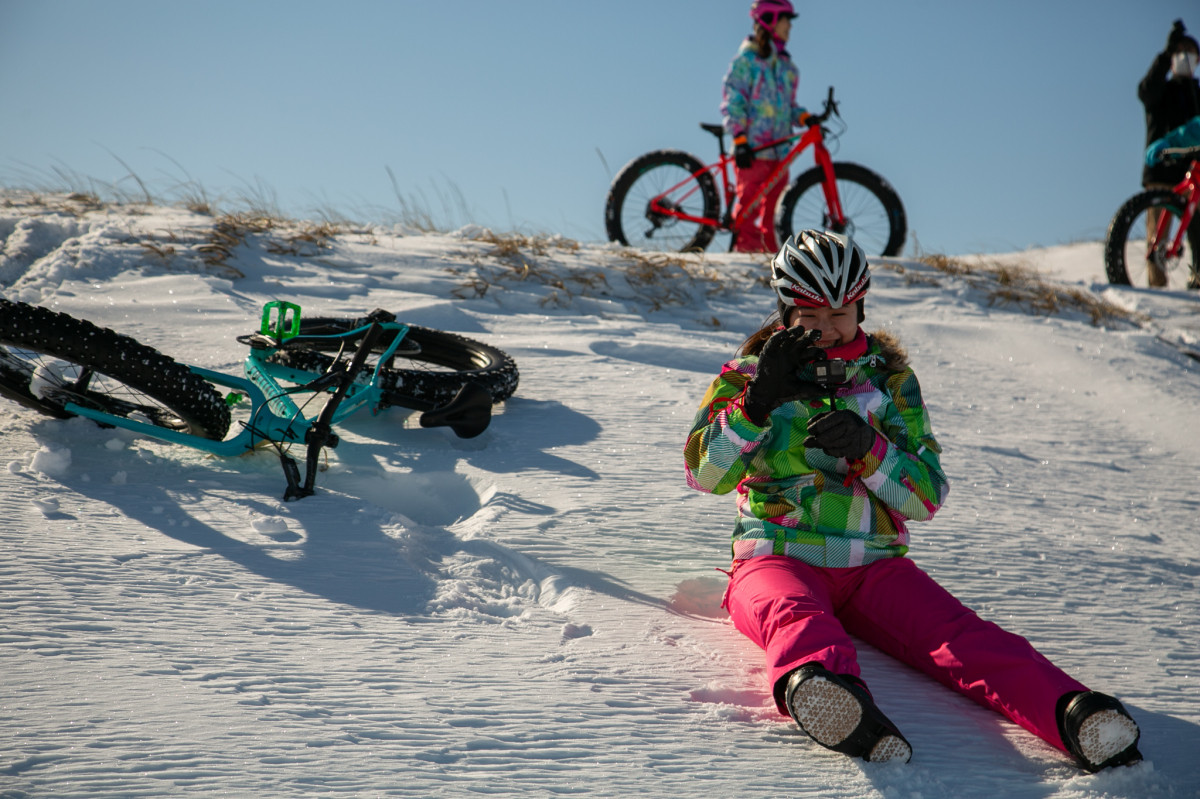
[737,311,783,357]
[752,25,773,57]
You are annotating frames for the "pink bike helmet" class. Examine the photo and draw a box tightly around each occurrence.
[750,0,797,29]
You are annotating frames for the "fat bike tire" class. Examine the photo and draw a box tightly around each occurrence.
[0,298,231,439]
[263,313,519,411]
[605,149,719,253]
[1104,189,1200,289]
[777,162,907,257]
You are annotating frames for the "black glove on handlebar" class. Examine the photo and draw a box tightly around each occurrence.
[733,134,755,169]
[742,326,825,425]
[804,409,877,461]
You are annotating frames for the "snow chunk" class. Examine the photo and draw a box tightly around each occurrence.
[30,446,71,476]
[251,516,291,534]
[30,361,83,400]
[31,496,60,516]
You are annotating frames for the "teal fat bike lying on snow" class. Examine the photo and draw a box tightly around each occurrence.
[0,299,519,500]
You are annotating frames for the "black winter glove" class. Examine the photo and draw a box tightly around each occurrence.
[804,409,878,461]
[742,326,825,425]
[1168,19,1187,53]
[733,134,755,169]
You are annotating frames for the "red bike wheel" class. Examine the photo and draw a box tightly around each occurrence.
[1104,189,1199,289]
[605,149,719,253]
[777,162,907,257]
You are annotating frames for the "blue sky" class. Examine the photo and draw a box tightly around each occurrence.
[1,0,1197,255]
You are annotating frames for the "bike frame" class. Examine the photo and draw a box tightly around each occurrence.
[650,122,842,233]
[62,302,409,458]
[1151,157,1200,260]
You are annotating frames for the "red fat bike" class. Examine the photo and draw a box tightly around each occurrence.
[604,87,907,256]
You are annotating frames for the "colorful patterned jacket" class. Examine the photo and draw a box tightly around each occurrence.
[720,40,807,161]
[684,330,949,568]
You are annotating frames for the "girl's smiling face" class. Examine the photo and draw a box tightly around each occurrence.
[785,304,859,348]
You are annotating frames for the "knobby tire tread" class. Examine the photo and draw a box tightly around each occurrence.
[0,299,231,439]
[264,316,519,412]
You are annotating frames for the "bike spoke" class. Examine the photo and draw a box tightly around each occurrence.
[837,185,891,252]
[16,348,191,430]
[605,151,718,253]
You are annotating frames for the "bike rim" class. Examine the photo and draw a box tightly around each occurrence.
[791,179,895,255]
[0,345,193,430]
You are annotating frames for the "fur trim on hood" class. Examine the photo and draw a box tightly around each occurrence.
[869,329,910,373]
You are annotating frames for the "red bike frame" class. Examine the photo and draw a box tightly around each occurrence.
[1151,157,1200,260]
[648,119,843,234]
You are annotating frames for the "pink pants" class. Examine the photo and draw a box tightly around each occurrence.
[731,159,787,253]
[724,555,1087,752]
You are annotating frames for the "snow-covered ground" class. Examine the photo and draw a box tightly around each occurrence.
[2,194,1198,798]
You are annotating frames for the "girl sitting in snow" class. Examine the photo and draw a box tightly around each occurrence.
[683,229,1143,770]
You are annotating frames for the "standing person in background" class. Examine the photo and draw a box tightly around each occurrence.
[721,0,810,253]
[1138,19,1200,287]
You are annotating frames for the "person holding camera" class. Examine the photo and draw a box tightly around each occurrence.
[1139,19,1200,287]
[683,229,1143,771]
[720,0,808,253]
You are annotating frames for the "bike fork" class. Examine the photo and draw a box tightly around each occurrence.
[815,148,846,233]
[1151,206,1193,266]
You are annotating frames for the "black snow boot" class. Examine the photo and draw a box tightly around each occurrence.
[783,663,912,763]
[1057,691,1142,772]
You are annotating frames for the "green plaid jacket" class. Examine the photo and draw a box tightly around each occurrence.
[684,334,949,567]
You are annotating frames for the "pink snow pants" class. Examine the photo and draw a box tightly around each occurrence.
[731,160,787,253]
[724,555,1087,752]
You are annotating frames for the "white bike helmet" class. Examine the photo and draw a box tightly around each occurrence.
[770,230,870,311]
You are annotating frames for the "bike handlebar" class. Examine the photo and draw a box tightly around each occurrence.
[1157,145,1200,165]
[807,86,840,127]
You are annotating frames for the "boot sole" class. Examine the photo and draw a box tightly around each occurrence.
[1076,709,1140,770]
[789,674,912,763]
[867,733,912,763]
[789,676,863,747]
